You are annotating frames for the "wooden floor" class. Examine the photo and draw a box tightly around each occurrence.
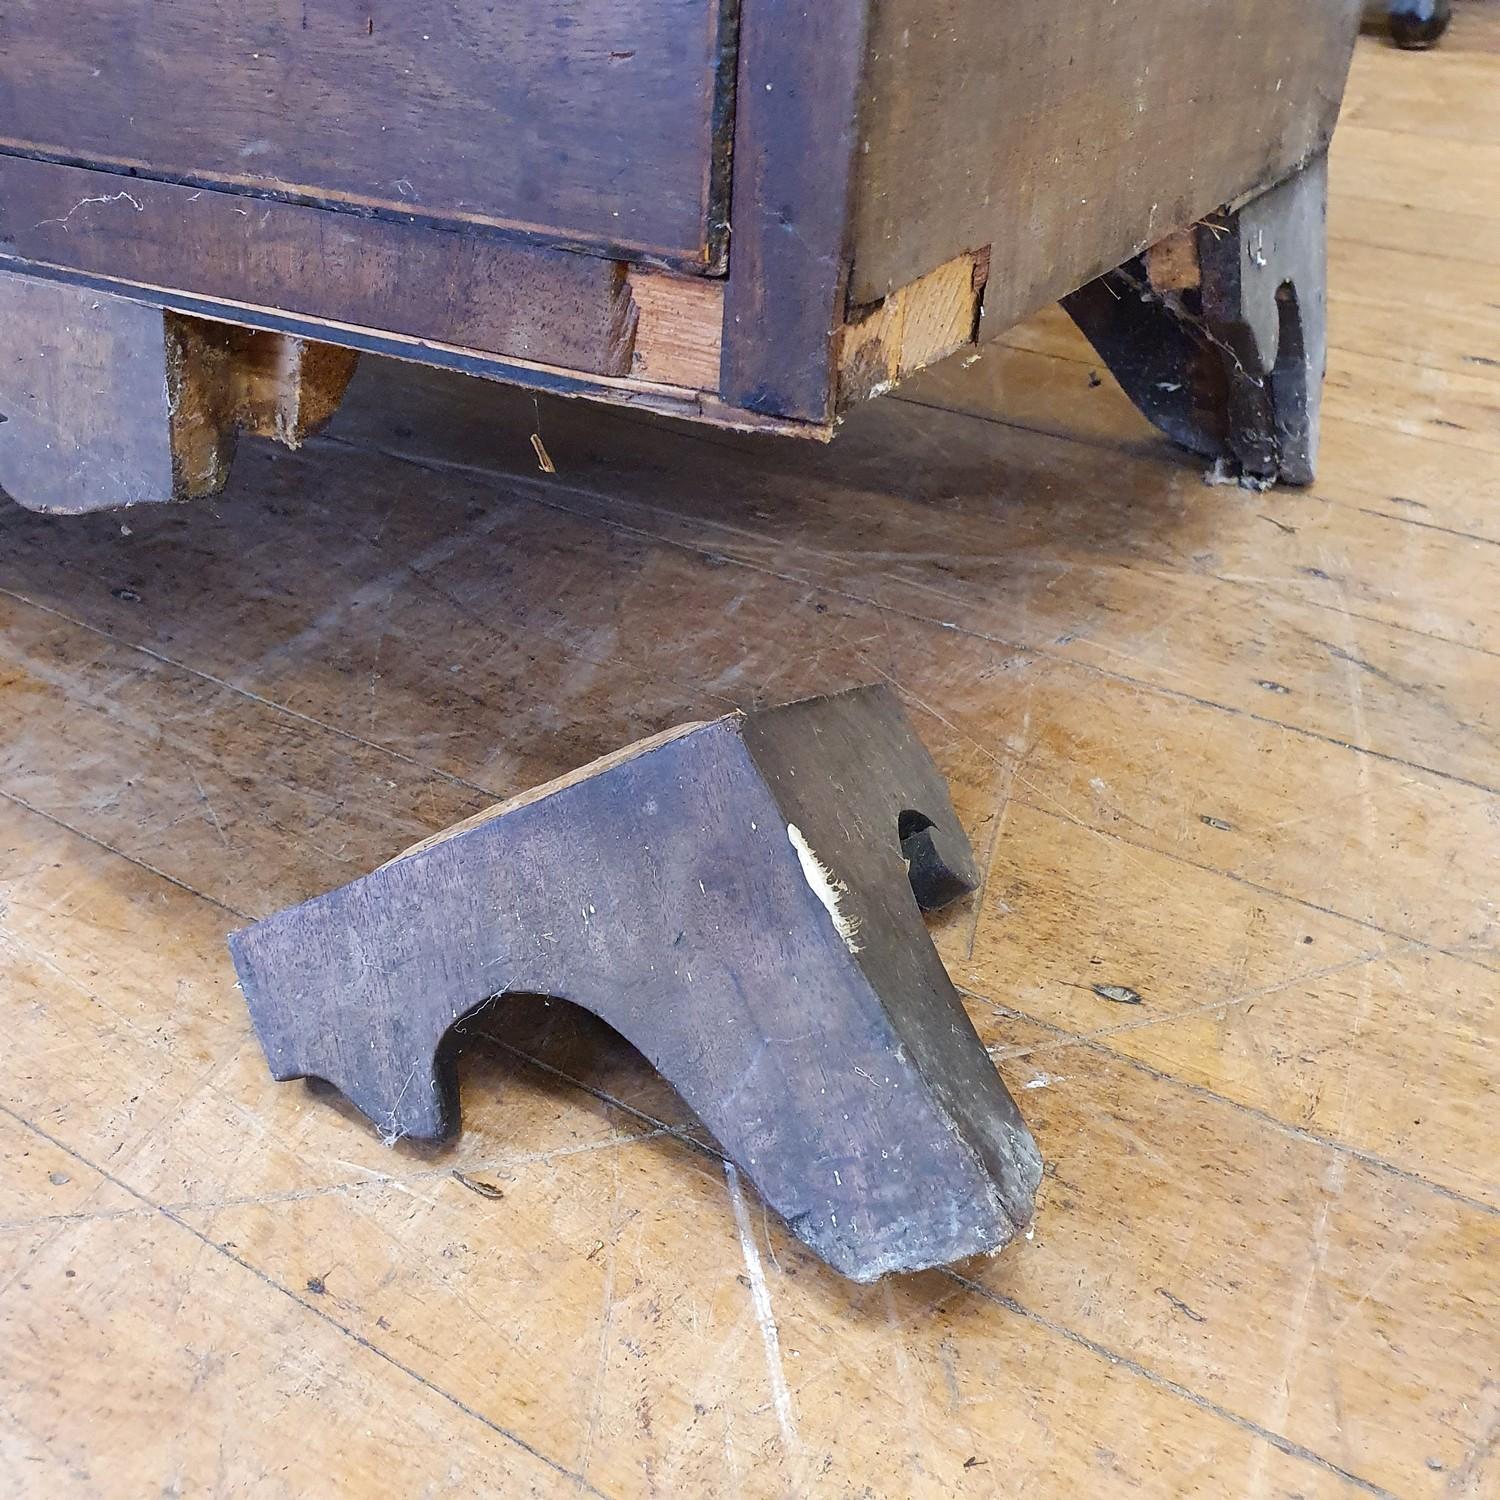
[3,13,1498,1499]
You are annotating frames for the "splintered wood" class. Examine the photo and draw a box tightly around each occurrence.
[0,271,354,512]
[837,249,989,407]
[167,319,360,493]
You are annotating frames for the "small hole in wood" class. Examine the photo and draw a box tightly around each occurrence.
[897,809,935,844]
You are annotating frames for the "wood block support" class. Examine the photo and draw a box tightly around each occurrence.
[0,268,357,514]
[229,686,1043,1282]
[1061,155,1329,487]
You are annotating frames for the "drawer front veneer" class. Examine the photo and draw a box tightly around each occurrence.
[0,0,735,267]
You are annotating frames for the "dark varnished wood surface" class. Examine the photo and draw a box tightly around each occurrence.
[1065,156,1329,486]
[0,269,360,513]
[0,158,641,378]
[849,0,1361,319]
[0,0,736,266]
[230,686,1040,1282]
[0,0,1364,435]
[0,273,180,513]
[720,0,871,421]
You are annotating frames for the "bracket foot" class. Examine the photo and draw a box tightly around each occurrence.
[230,686,1042,1282]
[1063,155,1328,487]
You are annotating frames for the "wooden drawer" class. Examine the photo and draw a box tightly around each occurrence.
[0,0,734,267]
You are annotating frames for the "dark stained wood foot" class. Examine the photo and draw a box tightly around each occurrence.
[0,268,357,514]
[229,685,1043,1282]
[1062,155,1329,487]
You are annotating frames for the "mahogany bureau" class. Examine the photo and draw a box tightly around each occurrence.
[0,1,1361,513]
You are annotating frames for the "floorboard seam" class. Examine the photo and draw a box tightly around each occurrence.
[1010,796,1499,977]
[891,394,1500,548]
[1356,506,1500,548]
[946,1272,1401,1499]
[1203,581,1500,662]
[0,584,507,803]
[473,1042,1465,1492]
[448,1048,1410,1497]
[0,1100,618,1500]
[165,1127,671,1218]
[10,553,1492,983]
[960,986,1500,1220]
[0,787,249,920]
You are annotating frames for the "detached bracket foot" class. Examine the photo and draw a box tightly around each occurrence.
[1063,155,1328,487]
[230,685,1042,1281]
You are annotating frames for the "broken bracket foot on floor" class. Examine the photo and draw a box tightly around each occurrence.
[230,685,1042,1282]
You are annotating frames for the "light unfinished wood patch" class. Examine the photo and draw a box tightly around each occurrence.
[167,318,360,494]
[837,249,988,408]
[3,18,1498,1494]
[626,270,725,391]
[0,271,358,513]
[1145,226,1203,292]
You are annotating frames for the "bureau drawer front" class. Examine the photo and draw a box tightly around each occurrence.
[0,0,733,266]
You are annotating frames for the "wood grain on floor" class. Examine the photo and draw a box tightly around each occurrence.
[3,12,1498,1498]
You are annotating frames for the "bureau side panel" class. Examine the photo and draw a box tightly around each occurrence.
[848,0,1360,325]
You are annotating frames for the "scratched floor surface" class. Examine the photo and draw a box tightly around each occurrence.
[3,11,1498,1498]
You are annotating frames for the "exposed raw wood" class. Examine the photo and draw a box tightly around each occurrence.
[166,320,360,489]
[0,157,642,378]
[0,0,737,265]
[626,271,725,390]
[0,268,356,512]
[2,259,818,456]
[241,339,361,447]
[1144,228,1202,293]
[0,0,1363,444]
[1,159,838,448]
[837,250,988,408]
[1065,157,1328,484]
